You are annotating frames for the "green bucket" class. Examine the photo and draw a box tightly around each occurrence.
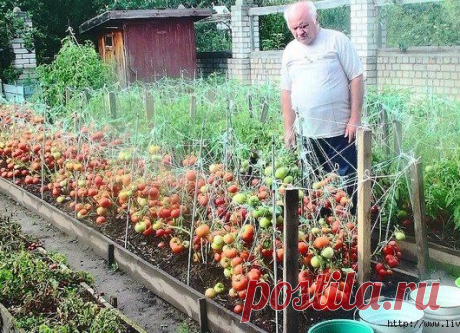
[308,319,374,333]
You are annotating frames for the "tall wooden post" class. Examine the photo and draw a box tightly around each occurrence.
[357,129,372,287]
[283,188,299,333]
[260,101,268,123]
[409,158,430,280]
[108,92,117,119]
[190,95,196,120]
[144,91,155,129]
[65,87,70,105]
[394,121,402,156]
[381,107,390,158]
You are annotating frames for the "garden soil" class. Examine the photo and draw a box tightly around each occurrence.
[0,192,198,333]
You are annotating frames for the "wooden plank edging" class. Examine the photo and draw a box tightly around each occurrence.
[0,303,25,333]
[0,178,266,333]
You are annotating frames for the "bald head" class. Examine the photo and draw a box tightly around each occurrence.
[284,1,317,24]
[284,1,320,45]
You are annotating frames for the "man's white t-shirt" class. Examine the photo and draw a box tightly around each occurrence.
[281,28,364,138]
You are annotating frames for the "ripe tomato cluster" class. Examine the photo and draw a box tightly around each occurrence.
[374,240,402,280]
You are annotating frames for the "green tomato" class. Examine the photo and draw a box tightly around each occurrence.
[275,167,289,180]
[311,227,321,235]
[425,165,434,173]
[214,282,225,294]
[248,195,260,207]
[224,267,233,278]
[134,222,146,233]
[264,166,273,177]
[265,177,273,187]
[259,217,272,228]
[213,235,224,246]
[321,246,334,259]
[310,255,322,268]
[397,210,408,219]
[283,175,294,184]
[395,231,406,241]
[232,193,247,205]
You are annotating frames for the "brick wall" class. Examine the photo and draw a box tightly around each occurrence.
[10,10,37,84]
[250,51,281,85]
[196,52,231,77]
[377,47,460,99]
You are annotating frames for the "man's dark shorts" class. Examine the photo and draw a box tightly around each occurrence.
[303,135,357,178]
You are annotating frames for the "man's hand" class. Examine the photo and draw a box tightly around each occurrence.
[284,128,297,149]
[347,74,364,143]
[344,116,361,143]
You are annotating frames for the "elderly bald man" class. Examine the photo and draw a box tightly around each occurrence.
[281,0,364,190]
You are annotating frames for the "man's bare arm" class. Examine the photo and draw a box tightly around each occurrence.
[282,90,296,148]
[345,74,364,142]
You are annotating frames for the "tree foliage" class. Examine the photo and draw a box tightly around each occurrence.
[0,8,22,83]
[36,37,112,108]
[383,1,460,50]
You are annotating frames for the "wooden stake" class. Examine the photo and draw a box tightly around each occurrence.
[206,89,216,102]
[198,298,209,333]
[409,158,430,280]
[283,188,299,333]
[248,94,253,118]
[394,121,402,156]
[260,101,268,123]
[190,95,196,120]
[84,88,90,105]
[144,91,155,128]
[357,128,372,287]
[108,243,115,267]
[381,107,390,158]
[65,87,70,105]
[109,296,118,308]
[108,92,117,119]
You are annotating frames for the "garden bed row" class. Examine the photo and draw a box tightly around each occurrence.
[0,176,265,333]
[0,217,146,333]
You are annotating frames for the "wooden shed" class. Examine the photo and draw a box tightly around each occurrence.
[79,9,212,85]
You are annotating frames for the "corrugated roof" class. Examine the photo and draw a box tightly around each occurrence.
[80,8,212,34]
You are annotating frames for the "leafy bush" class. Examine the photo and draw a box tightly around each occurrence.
[382,0,460,50]
[36,37,113,108]
[0,9,23,83]
[195,24,231,52]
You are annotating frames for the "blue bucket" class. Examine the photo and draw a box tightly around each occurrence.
[308,319,374,333]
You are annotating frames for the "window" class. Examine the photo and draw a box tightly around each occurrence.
[105,33,113,48]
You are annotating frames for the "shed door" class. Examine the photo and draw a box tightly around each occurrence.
[124,19,196,82]
[98,30,127,86]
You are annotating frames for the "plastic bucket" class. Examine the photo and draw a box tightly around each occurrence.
[357,300,424,333]
[409,285,460,333]
[409,285,460,316]
[308,319,374,333]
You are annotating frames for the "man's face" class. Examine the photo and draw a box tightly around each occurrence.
[288,8,319,45]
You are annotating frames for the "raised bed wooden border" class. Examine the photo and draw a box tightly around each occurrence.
[398,236,460,276]
[0,178,266,333]
[0,303,25,333]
